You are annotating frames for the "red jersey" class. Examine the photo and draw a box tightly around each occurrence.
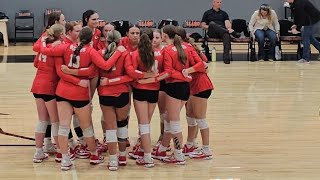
[120,37,138,52]
[163,44,205,84]
[184,43,213,95]
[90,28,101,50]
[97,38,106,50]
[33,32,47,53]
[31,43,59,96]
[62,36,74,45]
[125,49,165,90]
[97,50,133,96]
[40,43,122,101]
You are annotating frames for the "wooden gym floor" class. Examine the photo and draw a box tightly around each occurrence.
[0,45,320,180]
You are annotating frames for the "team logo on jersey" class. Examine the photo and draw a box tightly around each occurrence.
[95,36,99,40]
[154,51,161,56]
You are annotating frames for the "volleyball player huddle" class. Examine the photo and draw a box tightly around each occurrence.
[31,9,213,171]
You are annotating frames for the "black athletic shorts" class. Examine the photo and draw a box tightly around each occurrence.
[33,93,55,102]
[165,82,190,101]
[99,93,129,108]
[159,80,167,92]
[193,89,212,99]
[133,88,159,103]
[56,96,90,108]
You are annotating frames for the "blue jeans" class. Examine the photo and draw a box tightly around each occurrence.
[255,29,277,60]
[302,25,320,60]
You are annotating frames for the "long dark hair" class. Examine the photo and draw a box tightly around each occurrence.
[138,28,154,71]
[175,26,187,42]
[45,12,62,31]
[162,25,187,65]
[82,9,96,27]
[72,27,92,64]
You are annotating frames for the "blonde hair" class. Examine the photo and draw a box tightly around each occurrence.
[104,30,121,60]
[258,4,272,21]
[45,24,65,43]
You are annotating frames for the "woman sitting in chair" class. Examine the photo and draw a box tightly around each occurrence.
[249,4,280,61]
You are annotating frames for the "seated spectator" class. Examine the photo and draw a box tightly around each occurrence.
[249,4,280,61]
[201,0,241,64]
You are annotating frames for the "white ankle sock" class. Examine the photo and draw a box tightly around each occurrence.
[186,141,193,148]
[109,154,117,161]
[36,148,43,154]
[44,138,52,145]
[119,151,126,157]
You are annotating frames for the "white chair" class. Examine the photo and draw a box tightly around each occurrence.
[0,19,9,47]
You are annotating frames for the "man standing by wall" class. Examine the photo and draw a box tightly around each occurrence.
[201,0,240,64]
[287,0,320,63]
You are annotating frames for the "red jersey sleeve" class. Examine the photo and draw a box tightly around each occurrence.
[33,32,46,52]
[77,63,97,77]
[33,39,41,52]
[106,75,133,85]
[90,49,121,71]
[200,52,208,63]
[124,53,145,79]
[163,49,190,81]
[55,57,81,85]
[33,54,39,68]
[189,49,206,73]
[40,43,68,56]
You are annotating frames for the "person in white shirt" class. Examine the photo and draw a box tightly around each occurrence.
[249,4,280,61]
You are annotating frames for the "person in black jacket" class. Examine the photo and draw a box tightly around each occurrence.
[201,0,241,64]
[287,0,320,63]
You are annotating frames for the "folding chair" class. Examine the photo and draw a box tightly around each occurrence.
[278,19,302,60]
[231,19,253,61]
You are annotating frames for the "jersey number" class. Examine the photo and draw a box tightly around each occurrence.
[38,53,47,63]
[68,54,80,68]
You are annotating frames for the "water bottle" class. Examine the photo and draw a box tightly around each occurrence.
[211,47,216,62]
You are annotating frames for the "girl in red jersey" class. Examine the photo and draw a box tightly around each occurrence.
[82,10,101,96]
[31,24,65,163]
[120,24,141,148]
[151,29,167,149]
[33,11,66,154]
[82,10,106,150]
[175,27,213,159]
[82,10,101,50]
[125,28,168,168]
[33,12,66,53]
[185,38,213,160]
[62,30,132,171]
[97,22,116,144]
[151,25,205,165]
[97,23,116,50]
[39,27,126,170]
[96,30,131,171]
[61,21,94,159]
[120,25,140,52]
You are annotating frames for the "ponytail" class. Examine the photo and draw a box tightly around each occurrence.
[45,24,64,44]
[72,41,85,64]
[45,28,55,43]
[173,34,187,65]
[138,30,154,71]
[72,27,93,64]
[104,30,121,60]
